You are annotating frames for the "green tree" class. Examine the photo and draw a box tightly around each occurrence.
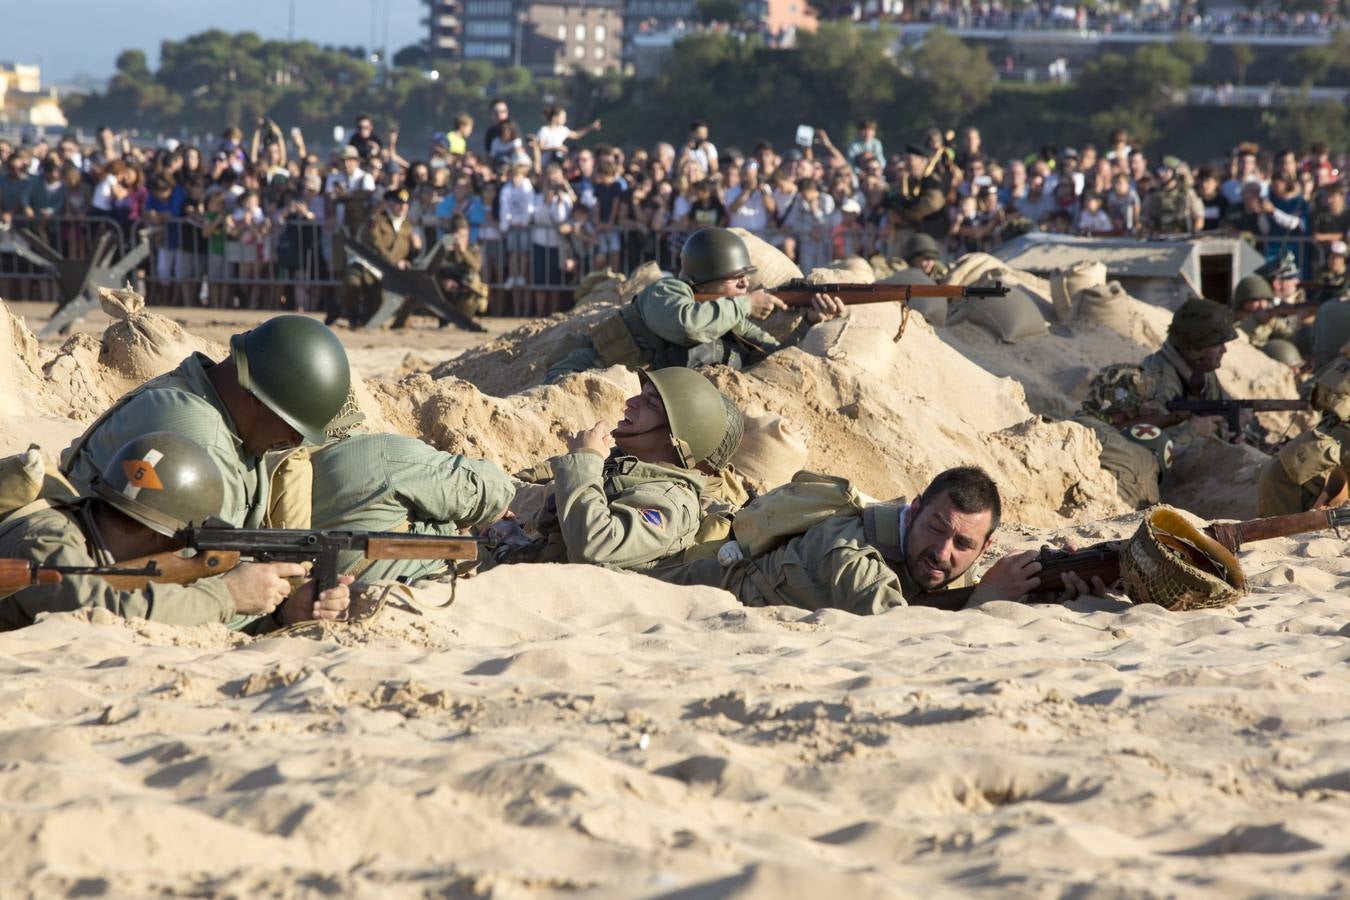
[906,28,996,128]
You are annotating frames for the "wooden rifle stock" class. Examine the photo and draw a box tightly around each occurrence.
[0,559,62,590]
[97,550,241,590]
[365,536,480,561]
[910,506,1350,611]
[770,280,1010,308]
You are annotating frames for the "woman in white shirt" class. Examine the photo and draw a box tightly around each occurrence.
[536,106,600,161]
[727,160,775,235]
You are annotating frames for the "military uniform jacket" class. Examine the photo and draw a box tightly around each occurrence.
[1072,414,1168,510]
[1257,417,1350,516]
[724,502,976,616]
[532,451,704,571]
[359,209,416,267]
[595,278,783,369]
[0,501,233,630]
[1139,339,1229,450]
[1239,311,1301,348]
[1142,185,1202,234]
[309,433,513,582]
[885,174,948,238]
[61,353,268,528]
[441,244,489,302]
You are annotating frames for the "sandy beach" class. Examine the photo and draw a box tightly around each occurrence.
[0,272,1347,898]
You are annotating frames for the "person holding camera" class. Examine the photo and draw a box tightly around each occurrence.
[676,121,719,178]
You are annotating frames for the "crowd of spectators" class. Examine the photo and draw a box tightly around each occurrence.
[916,1,1344,36]
[0,104,1347,317]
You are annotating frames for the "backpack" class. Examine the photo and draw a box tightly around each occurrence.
[731,470,868,557]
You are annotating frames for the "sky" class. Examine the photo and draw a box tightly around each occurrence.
[1,0,426,84]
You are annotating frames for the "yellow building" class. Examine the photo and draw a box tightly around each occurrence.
[0,62,68,129]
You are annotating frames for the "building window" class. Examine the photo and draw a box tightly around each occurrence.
[465,0,511,15]
[466,20,512,37]
[594,46,604,59]
[575,23,586,41]
[595,24,606,41]
[574,44,585,58]
[557,24,567,38]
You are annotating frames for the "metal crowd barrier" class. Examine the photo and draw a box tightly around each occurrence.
[0,214,1338,316]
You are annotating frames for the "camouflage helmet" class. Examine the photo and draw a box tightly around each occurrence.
[678,228,756,286]
[1082,364,1157,420]
[1257,252,1299,282]
[230,315,352,444]
[91,432,225,538]
[1262,338,1304,367]
[1232,274,1274,308]
[1168,298,1237,350]
[902,232,941,263]
[642,368,745,472]
[1312,357,1350,419]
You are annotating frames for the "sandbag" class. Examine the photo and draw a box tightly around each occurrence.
[1075,281,1132,336]
[804,261,874,286]
[944,252,1006,288]
[1049,260,1107,322]
[0,445,78,522]
[951,275,1050,343]
[729,227,802,291]
[618,261,666,302]
[97,287,222,386]
[573,269,623,307]
[731,411,811,495]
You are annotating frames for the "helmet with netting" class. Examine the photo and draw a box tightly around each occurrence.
[1081,364,1157,421]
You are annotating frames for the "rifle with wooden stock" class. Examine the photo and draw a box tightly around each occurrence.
[770,280,1010,308]
[92,524,485,593]
[907,506,1350,612]
[0,559,165,593]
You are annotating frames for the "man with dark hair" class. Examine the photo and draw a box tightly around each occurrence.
[348,115,383,161]
[668,466,1064,615]
[483,99,510,155]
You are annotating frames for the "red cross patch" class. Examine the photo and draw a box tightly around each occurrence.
[1129,424,1162,441]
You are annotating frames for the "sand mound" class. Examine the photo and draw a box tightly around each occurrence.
[434,303,617,397]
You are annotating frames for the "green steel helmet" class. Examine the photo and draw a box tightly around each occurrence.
[230,315,352,444]
[91,432,225,538]
[1168,297,1238,350]
[1232,274,1274,308]
[642,368,745,471]
[1082,364,1157,420]
[1312,357,1350,419]
[1261,338,1304,367]
[678,228,756,286]
[902,232,941,262]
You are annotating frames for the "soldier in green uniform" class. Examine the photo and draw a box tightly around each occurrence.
[1073,365,1175,509]
[0,433,351,631]
[308,430,513,583]
[1257,357,1350,516]
[1141,157,1203,236]
[901,232,949,282]
[489,368,744,573]
[61,315,351,529]
[883,144,949,259]
[543,227,845,383]
[666,467,1096,615]
[436,213,489,323]
[338,186,423,327]
[1132,298,1238,453]
[1232,273,1305,367]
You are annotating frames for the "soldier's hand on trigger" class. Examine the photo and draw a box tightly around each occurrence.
[277,574,356,624]
[966,550,1042,606]
[1057,568,1109,602]
[224,562,309,616]
[747,290,787,319]
[567,422,614,457]
[807,293,847,323]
